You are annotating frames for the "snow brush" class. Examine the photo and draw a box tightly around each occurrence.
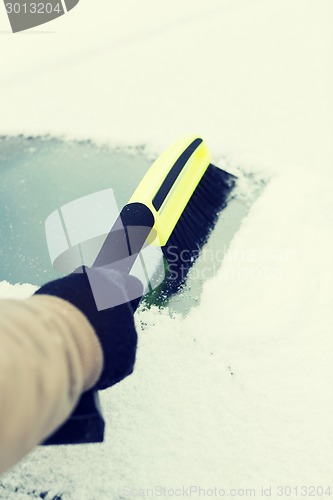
[43,135,236,445]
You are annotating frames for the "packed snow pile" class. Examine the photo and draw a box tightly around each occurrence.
[0,0,332,499]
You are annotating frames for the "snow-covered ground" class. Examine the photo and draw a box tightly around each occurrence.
[1,0,333,498]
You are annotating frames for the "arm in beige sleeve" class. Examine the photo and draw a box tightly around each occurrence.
[0,294,103,476]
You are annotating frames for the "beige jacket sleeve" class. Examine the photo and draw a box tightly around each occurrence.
[0,294,104,476]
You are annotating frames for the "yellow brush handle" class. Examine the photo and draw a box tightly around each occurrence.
[129,135,211,246]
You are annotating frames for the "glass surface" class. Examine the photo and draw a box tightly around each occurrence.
[0,136,151,285]
[0,136,250,313]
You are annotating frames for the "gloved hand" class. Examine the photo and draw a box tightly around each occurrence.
[35,266,143,390]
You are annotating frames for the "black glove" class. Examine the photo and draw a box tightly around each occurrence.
[35,266,143,390]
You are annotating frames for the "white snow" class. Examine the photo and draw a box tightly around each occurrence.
[0,282,37,300]
[1,0,333,498]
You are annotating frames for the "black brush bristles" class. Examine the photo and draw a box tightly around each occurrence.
[161,164,236,296]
